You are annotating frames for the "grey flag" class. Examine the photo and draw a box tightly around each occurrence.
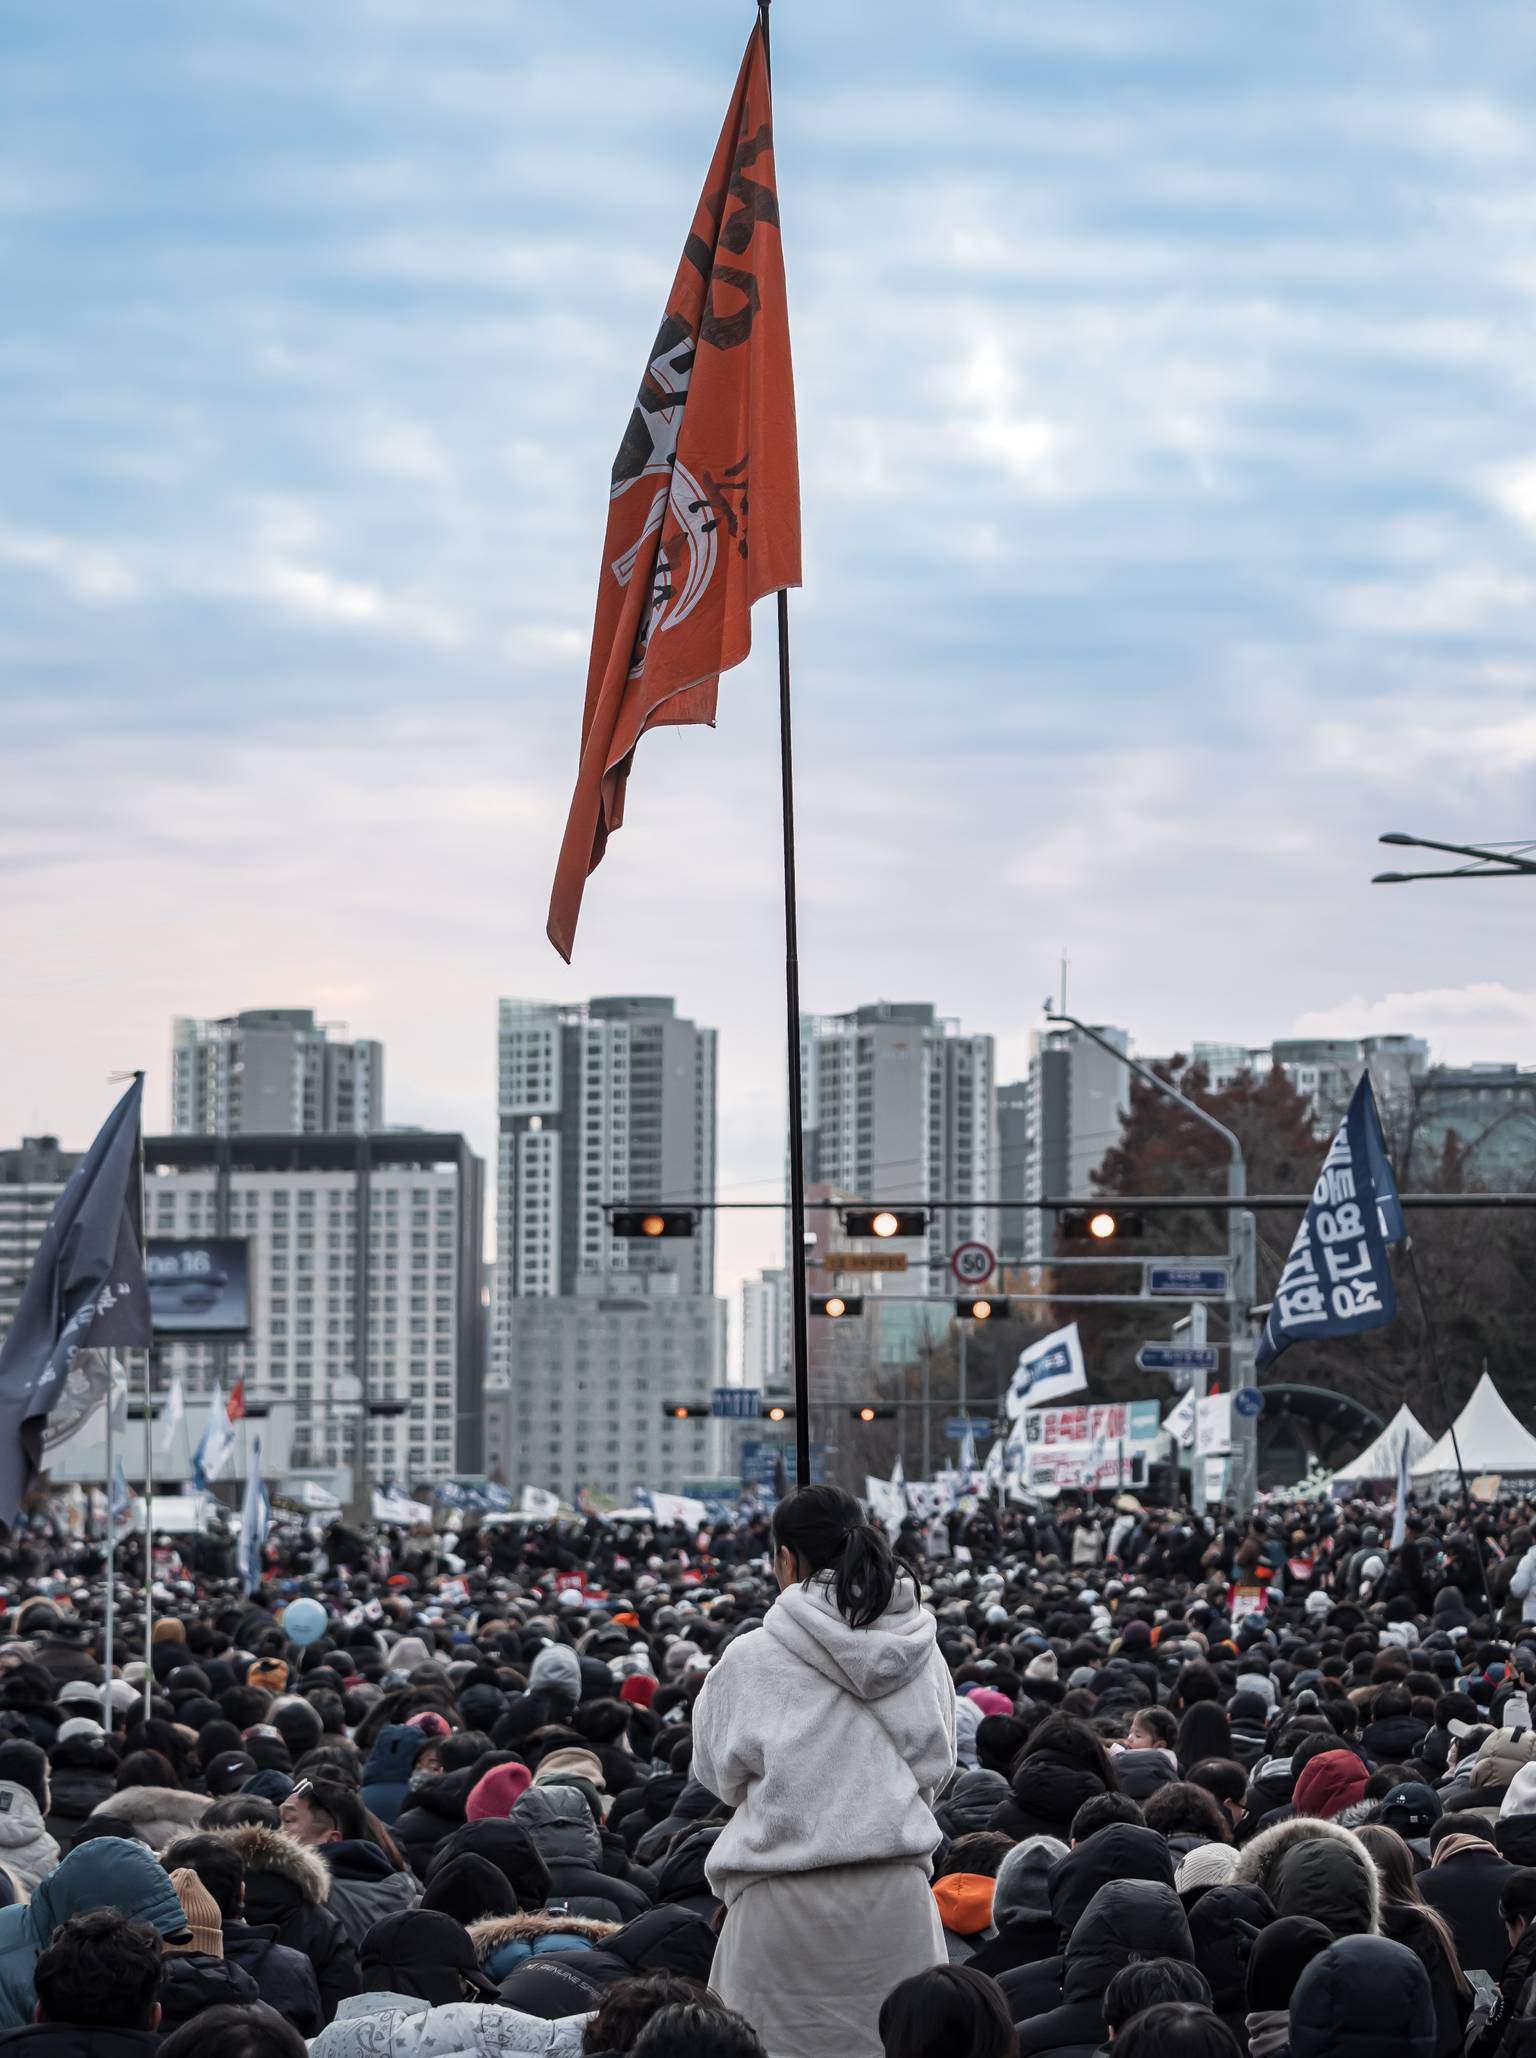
[0,1076,151,1528]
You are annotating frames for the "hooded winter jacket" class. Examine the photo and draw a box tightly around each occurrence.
[493,1907,716,2019]
[630,1776,721,1868]
[423,1820,553,1912]
[209,1824,362,2023]
[361,1723,429,1827]
[1187,1883,1275,2038]
[0,1782,59,1895]
[989,1748,1109,1843]
[41,1740,115,1849]
[469,1910,617,1985]
[1234,1818,1381,1940]
[320,1839,420,1947]
[1376,1902,1468,2058]
[310,1991,586,2058]
[0,1837,187,2029]
[394,1765,485,1878]
[156,1951,261,2034]
[1012,1879,1195,2049]
[86,1785,208,1853]
[692,1571,955,1906]
[1288,1933,1436,2058]
[934,1768,1010,1843]
[511,1789,650,1924]
[652,1823,721,1921]
[998,1825,1176,2023]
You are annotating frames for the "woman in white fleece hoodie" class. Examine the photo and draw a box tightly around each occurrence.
[692,1484,956,2058]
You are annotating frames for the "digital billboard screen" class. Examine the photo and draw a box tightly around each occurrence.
[146,1237,252,1339]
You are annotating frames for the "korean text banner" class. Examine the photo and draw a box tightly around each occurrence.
[1256,1074,1402,1373]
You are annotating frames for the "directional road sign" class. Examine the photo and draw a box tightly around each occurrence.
[1233,1386,1265,1418]
[1146,1264,1229,1297]
[712,1388,761,1419]
[943,1416,993,1440]
[1136,1344,1220,1376]
[824,1250,908,1273]
[950,1240,996,1286]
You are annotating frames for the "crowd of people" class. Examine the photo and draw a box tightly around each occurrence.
[0,1476,1531,2057]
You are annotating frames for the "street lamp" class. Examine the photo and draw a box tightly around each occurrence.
[1373,832,1536,884]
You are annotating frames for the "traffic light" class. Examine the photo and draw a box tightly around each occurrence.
[660,1402,710,1419]
[955,1296,1011,1321]
[842,1208,928,1240]
[848,1403,897,1422]
[612,1208,699,1239]
[762,1399,796,1422]
[1059,1207,1145,1242]
[811,1294,864,1319]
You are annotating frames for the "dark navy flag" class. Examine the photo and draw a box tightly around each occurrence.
[1256,1073,1404,1374]
[0,1077,150,1529]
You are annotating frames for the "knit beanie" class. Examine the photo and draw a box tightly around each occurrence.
[1025,1651,1059,1683]
[246,1658,288,1693]
[992,1834,1068,1919]
[1246,1915,1334,2013]
[967,1688,1015,1717]
[465,1763,534,1822]
[166,1869,224,1957]
[619,1675,657,1709]
[534,1747,605,1789]
[1175,1843,1240,1895]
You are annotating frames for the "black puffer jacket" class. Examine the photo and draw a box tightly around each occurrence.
[220,1919,324,2038]
[1013,1880,1195,2050]
[613,1772,685,1855]
[156,1952,260,2034]
[653,1824,720,1920]
[999,1826,1175,2023]
[1361,1714,1431,1766]
[392,1765,482,1878]
[632,1777,721,1867]
[211,1824,361,2023]
[989,1749,1109,1843]
[513,1789,651,1923]
[423,1818,553,1911]
[495,1907,716,2019]
[936,1769,1010,1842]
[1188,1883,1274,2037]
[42,1741,116,1847]
[1234,1819,1381,1941]
[1289,1933,1436,2058]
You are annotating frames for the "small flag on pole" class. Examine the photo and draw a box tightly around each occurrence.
[1256,1074,1404,1373]
[1006,1324,1089,1415]
[191,1377,236,1492]
[547,16,801,959]
[159,1376,185,1458]
[0,1077,151,1529]
[1390,1432,1411,1550]
[239,1436,270,1594]
[226,1378,247,1423]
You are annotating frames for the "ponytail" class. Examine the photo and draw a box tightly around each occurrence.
[771,1484,909,1630]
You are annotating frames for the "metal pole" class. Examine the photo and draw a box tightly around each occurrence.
[142,1349,154,1672]
[921,1333,932,1481]
[102,1374,115,1728]
[1045,1013,1255,1513]
[1189,1303,1210,1515]
[958,1320,967,1428]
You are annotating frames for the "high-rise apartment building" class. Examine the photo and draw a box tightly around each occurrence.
[172,1010,385,1137]
[740,1268,786,1390]
[1005,1023,1131,1266]
[145,1132,484,1491]
[799,1003,995,1271]
[0,1138,82,1351]
[1188,1036,1430,1127]
[494,997,720,1490]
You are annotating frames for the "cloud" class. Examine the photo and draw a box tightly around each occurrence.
[0,526,140,602]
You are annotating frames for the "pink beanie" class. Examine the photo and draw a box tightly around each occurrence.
[465,1762,534,1822]
[967,1687,1015,1717]
[406,1710,452,1738]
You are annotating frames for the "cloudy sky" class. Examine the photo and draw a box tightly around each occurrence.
[5,0,1536,1312]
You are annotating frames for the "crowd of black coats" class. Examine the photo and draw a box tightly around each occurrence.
[5,1496,1536,2057]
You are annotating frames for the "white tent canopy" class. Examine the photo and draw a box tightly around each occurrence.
[1411,1373,1536,1482]
[1331,1403,1435,1485]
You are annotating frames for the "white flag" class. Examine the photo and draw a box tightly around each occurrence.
[159,1377,185,1458]
[1007,1325,1088,1416]
[239,1436,270,1592]
[1164,1391,1197,1450]
[520,1484,561,1520]
[1390,1433,1410,1550]
[191,1378,236,1490]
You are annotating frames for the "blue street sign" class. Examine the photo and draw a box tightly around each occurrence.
[1146,1265,1229,1297]
[1233,1386,1265,1418]
[943,1416,992,1440]
[712,1387,761,1419]
[1136,1344,1221,1375]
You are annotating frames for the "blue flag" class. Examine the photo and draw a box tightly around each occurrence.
[239,1436,270,1594]
[1256,1074,1404,1374]
[0,1078,150,1529]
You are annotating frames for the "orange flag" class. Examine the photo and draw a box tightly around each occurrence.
[547,20,801,960]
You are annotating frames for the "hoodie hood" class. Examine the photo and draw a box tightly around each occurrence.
[1050,1824,1176,1938]
[607,1906,716,1980]
[31,1835,188,1942]
[1062,1879,1194,2003]
[937,1768,1009,1837]
[92,1787,209,1848]
[512,1787,602,1868]
[1188,1882,1276,2012]
[364,1724,428,1787]
[526,1647,581,1706]
[208,1824,332,1905]
[993,1834,1068,1919]
[1234,1818,1380,1940]
[764,1574,936,1702]
[1289,1934,1435,2058]
[469,1911,617,1962]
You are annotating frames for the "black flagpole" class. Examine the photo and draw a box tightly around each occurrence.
[758,0,811,1491]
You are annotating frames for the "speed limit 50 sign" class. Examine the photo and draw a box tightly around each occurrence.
[950,1240,995,1286]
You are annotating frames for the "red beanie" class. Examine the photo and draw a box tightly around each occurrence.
[465,1762,533,1822]
[619,1675,657,1709]
[1292,1748,1368,1821]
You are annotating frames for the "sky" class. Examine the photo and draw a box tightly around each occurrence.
[6,0,1536,1328]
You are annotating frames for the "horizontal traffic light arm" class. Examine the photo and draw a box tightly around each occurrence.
[811,1294,864,1319]
[848,1403,897,1422]
[955,1296,1011,1321]
[842,1207,928,1239]
[613,1208,699,1239]
[659,1403,711,1418]
[1058,1207,1145,1241]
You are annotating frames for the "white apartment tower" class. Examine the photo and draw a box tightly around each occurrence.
[799,1003,996,1270]
[173,1010,384,1136]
